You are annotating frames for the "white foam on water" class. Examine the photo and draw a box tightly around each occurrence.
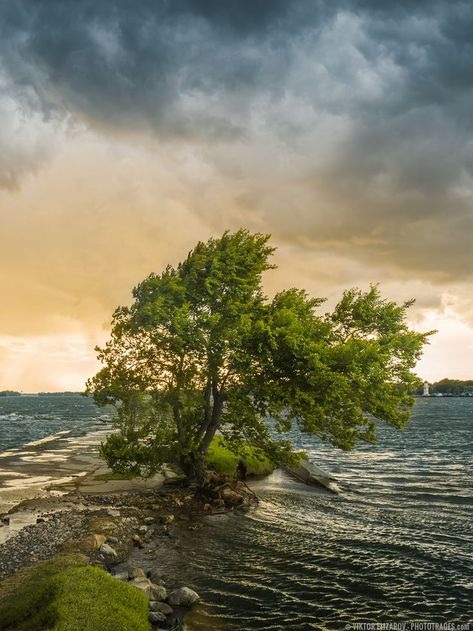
[24,430,72,447]
[0,413,21,420]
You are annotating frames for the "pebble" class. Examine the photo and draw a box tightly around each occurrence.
[106,508,120,517]
[0,512,89,580]
[132,534,144,547]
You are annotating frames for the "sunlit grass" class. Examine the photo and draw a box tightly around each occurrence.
[0,554,149,630]
[206,437,275,477]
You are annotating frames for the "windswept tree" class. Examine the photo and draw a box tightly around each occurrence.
[87,229,432,480]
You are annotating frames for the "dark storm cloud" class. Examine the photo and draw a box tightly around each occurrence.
[0,0,305,137]
[1,1,471,135]
[1,0,473,280]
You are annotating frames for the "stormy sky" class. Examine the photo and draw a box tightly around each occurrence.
[1,0,472,390]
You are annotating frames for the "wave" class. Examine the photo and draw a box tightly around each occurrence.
[23,430,73,448]
[0,413,22,421]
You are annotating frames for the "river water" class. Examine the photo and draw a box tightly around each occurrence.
[0,395,109,451]
[0,396,472,629]
[171,398,473,629]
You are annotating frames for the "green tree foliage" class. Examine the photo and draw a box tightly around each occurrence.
[86,229,432,479]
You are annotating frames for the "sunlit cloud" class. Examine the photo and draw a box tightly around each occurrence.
[0,333,101,392]
[0,0,472,389]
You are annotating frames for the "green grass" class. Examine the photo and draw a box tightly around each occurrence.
[206,437,275,477]
[0,555,149,631]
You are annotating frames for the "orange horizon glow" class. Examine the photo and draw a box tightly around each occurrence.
[1,4,473,391]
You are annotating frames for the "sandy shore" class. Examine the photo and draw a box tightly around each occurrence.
[0,430,257,628]
[0,428,107,514]
[0,427,183,542]
[0,481,208,629]
[0,428,207,629]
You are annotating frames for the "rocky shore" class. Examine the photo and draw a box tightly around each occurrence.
[0,508,90,580]
[0,475,257,629]
[0,486,200,628]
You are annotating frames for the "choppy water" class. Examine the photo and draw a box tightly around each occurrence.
[1,396,472,628]
[0,395,110,451]
[168,398,473,629]
[0,394,111,520]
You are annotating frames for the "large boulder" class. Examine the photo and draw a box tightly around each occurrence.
[130,577,152,599]
[93,534,107,548]
[128,567,146,580]
[149,601,173,615]
[167,587,200,607]
[284,459,341,494]
[221,487,244,505]
[99,543,117,558]
[149,611,167,625]
[150,583,167,602]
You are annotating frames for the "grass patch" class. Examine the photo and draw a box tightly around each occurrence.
[0,554,149,631]
[206,437,275,477]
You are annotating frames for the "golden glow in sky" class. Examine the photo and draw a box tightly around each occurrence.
[1,2,472,390]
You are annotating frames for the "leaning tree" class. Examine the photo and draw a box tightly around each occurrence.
[86,229,432,480]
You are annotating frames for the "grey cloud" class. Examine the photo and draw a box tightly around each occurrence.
[2,1,471,138]
[1,0,473,285]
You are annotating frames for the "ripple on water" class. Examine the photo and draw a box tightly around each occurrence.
[165,400,473,629]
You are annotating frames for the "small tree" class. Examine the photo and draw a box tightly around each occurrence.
[87,229,432,480]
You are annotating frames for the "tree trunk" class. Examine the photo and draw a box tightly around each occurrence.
[199,388,223,456]
[179,451,205,485]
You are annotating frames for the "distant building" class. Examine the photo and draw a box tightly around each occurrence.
[423,382,430,396]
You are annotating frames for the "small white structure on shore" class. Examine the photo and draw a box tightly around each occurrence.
[423,382,430,396]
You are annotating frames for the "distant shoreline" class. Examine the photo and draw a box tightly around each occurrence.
[416,393,473,398]
[0,392,84,397]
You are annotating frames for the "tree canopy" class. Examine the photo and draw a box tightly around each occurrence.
[87,229,432,479]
